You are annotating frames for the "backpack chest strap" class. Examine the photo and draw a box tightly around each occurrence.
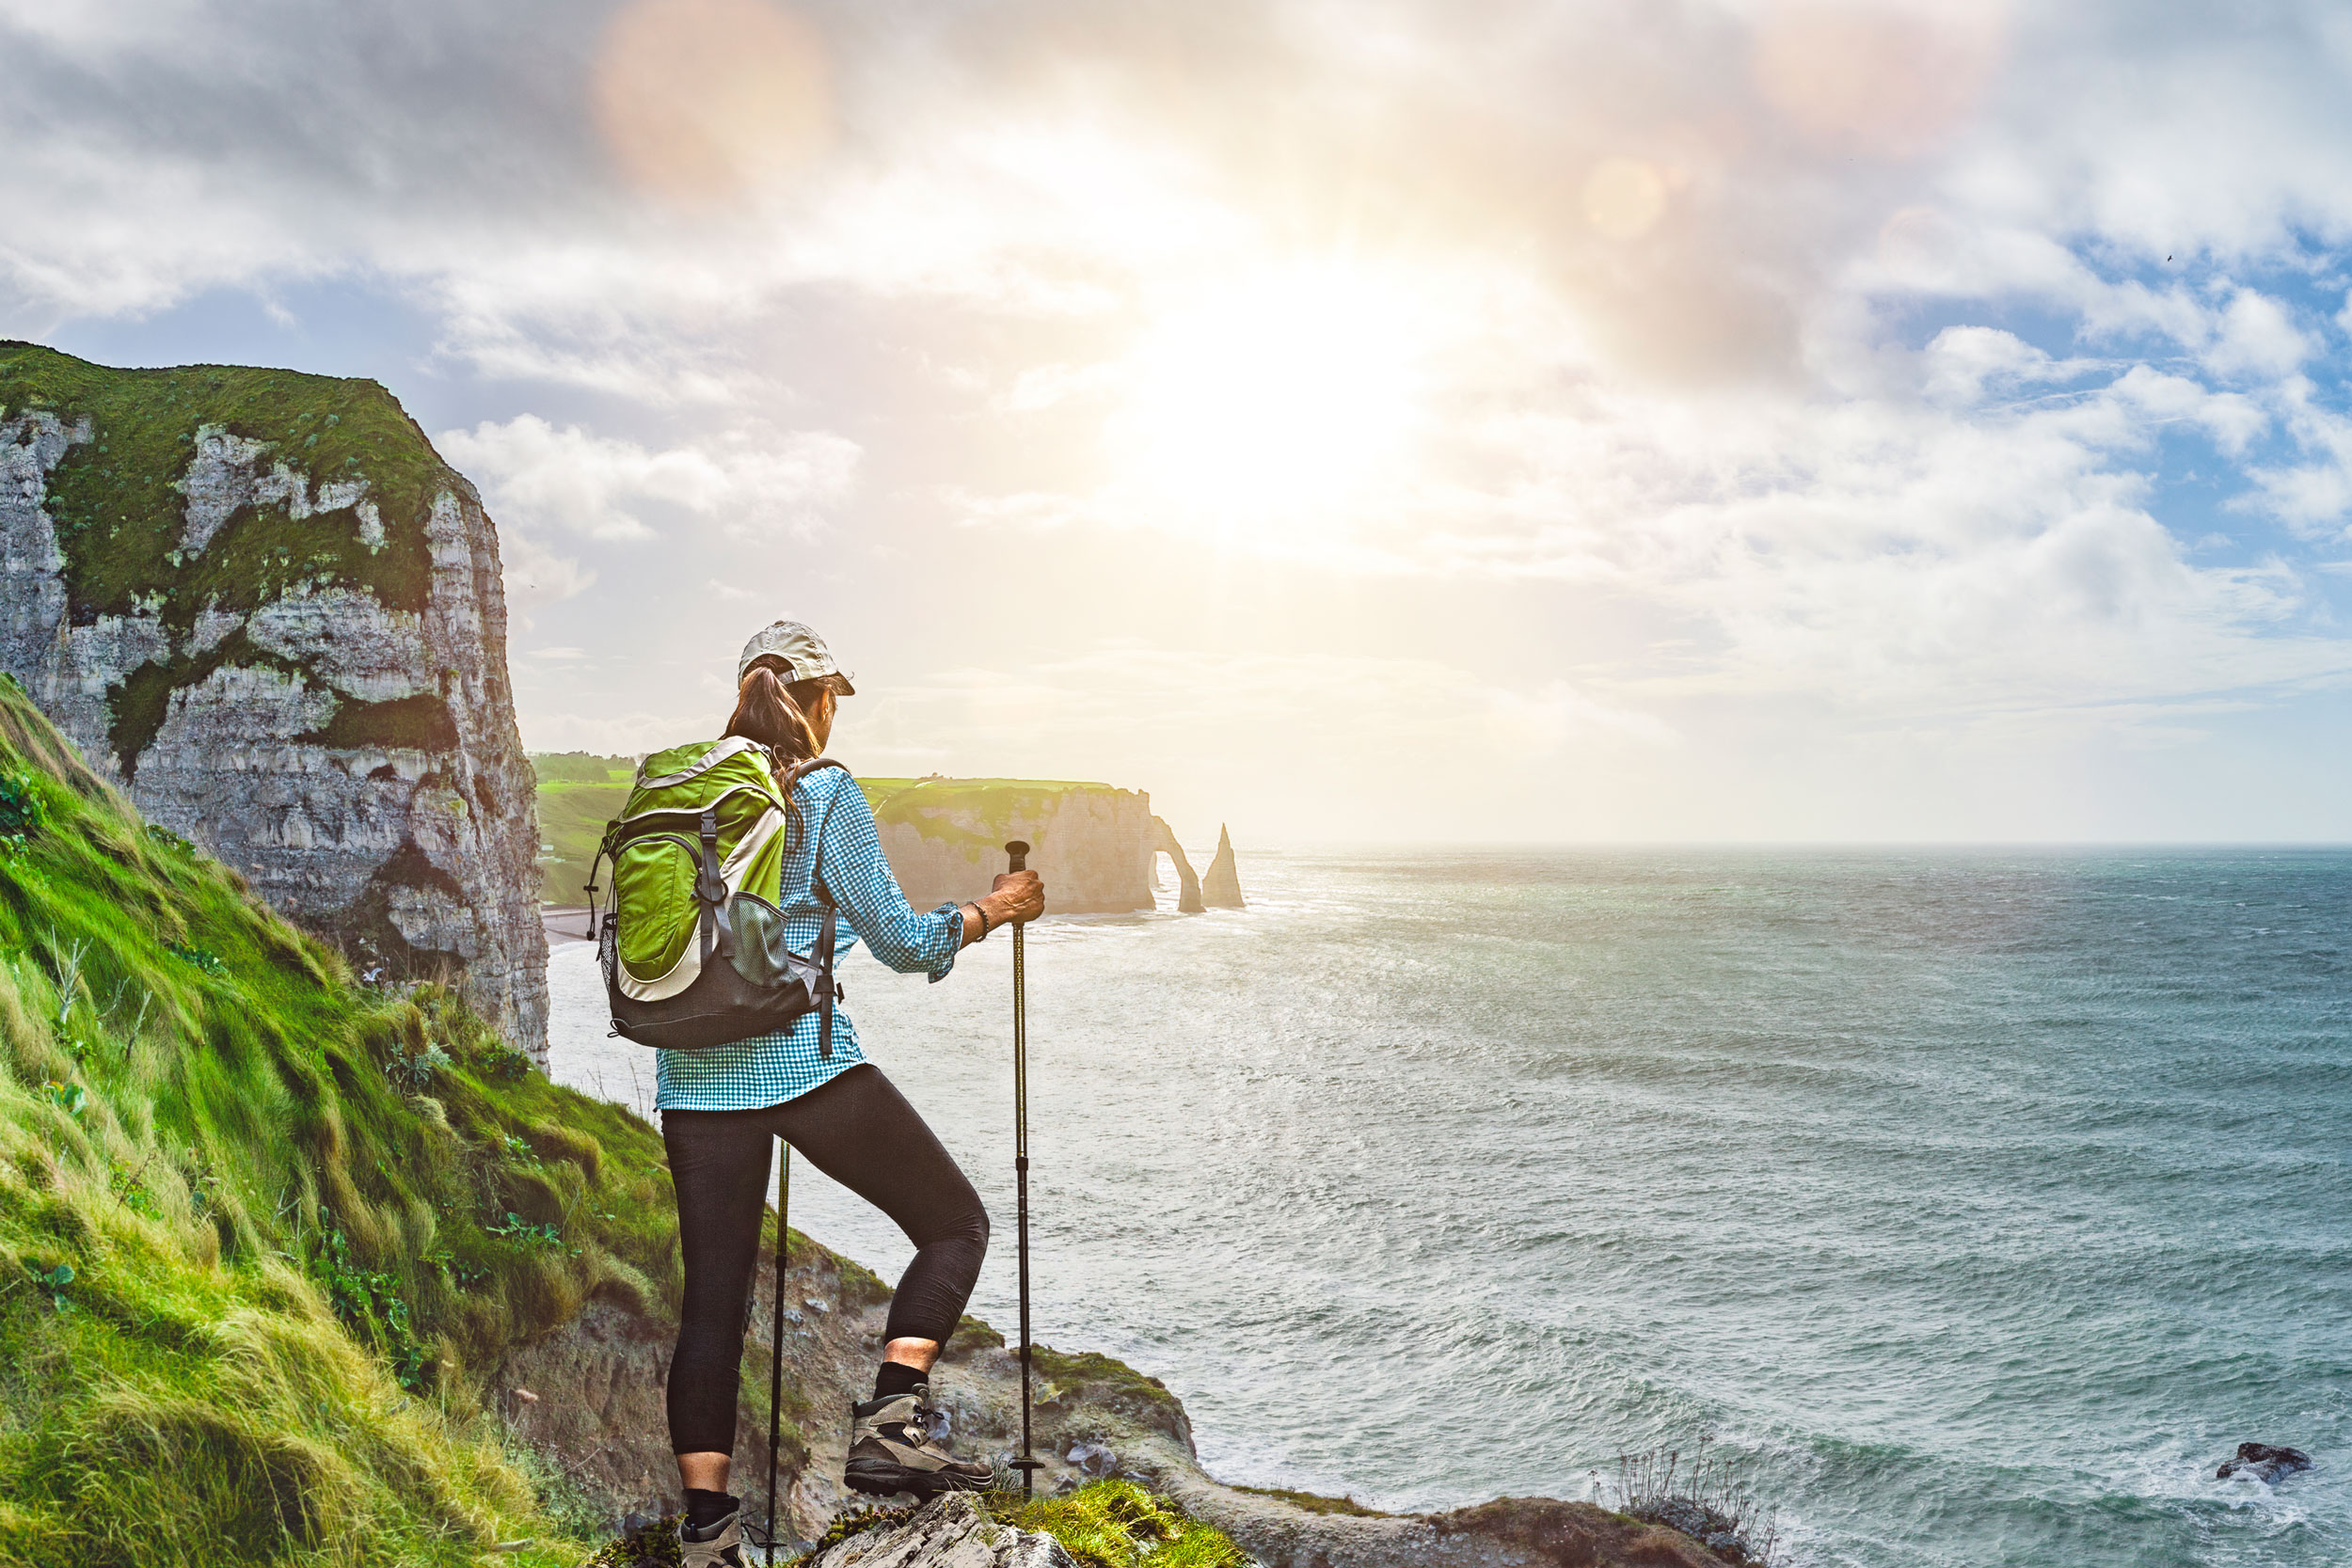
[695,806,735,965]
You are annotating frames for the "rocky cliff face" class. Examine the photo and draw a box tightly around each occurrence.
[865,779,1159,914]
[0,343,548,1057]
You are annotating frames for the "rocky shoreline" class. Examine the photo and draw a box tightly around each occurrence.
[500,1223,1734,1567]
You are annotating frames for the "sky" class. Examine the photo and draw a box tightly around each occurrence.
[7,0,2352,844]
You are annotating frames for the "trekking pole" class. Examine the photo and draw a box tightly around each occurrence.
[765,1143,790,1563]
[1004,840,1041,1499]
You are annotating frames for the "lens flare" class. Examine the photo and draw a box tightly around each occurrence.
[592,0,831,203]
[1582,157,1670,242]
[1752,0,2006,158]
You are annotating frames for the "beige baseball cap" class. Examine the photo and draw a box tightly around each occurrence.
[736,620,856,695]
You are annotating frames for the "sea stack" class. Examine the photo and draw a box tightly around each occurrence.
[0,343,548,1059]
[1201,822,1245,908]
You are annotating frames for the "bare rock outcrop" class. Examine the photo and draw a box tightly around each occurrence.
[1201,824,1245,909]
[0,343,548,1057]
[808,1495,1078,1568]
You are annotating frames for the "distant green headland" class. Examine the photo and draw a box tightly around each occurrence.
[531,753,1214,914]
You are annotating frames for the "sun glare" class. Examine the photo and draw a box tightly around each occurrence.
[1110,264,1428,535]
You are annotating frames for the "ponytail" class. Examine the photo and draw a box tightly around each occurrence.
[725,664,830,767]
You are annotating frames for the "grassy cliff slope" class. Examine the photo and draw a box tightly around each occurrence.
[0,676,690,1565]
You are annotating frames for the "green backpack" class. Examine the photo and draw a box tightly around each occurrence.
[587,737,847,1053]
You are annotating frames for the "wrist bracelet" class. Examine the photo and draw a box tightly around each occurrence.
[973,902,995,941]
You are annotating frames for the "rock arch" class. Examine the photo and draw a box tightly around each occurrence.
[1150,816,1205,913]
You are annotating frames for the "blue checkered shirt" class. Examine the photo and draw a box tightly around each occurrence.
[654,765,963,1111]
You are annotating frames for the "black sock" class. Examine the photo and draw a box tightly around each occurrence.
[873,1361,927,1400]
[683,1488,737,1531]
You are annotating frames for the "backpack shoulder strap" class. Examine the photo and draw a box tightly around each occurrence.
[583,816,621,942]
[777,756,851,1058]
[776,756,851,875]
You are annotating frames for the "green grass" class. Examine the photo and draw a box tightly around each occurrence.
[748,1481,1245,1568]
[1028,1346,1185,1419]
[0,341,464,774]
[530,755,635,787]
[0,682,1234,1566]
[532,780,630,907]
[0,672,758,1565]
[984,1481,1247,1568]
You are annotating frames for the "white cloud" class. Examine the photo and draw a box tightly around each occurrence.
[1920,325,2068,405]
[437,415,860,542]
[2202,289,2311,381]
[2243,386,2352,531]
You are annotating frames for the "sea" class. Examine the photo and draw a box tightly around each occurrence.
[546,847,2352,1568]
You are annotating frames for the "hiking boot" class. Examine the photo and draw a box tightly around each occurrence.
[677,1508,745,1568]
[843,1386,997,1497]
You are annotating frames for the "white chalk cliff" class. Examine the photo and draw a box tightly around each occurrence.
[0,343,547,1057]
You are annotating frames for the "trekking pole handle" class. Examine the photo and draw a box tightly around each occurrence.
[1005,840,1029,872]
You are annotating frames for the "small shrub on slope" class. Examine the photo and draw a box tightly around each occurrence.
[1602,1439,1782,1567]
[0,768,44,836]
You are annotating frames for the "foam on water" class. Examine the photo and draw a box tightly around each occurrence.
[548,847,2352,1567]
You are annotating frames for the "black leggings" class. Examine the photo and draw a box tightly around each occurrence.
[661,1063,990,1455]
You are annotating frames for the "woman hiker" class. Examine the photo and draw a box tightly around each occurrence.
[664,619,1044,1567]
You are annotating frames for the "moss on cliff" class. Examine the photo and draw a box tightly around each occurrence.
[761,1482,1246,1568]
[299,692,462,752]
[987,1480,1248,1567]
[1029,1346,1186,1417]
[0,341,441,621]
